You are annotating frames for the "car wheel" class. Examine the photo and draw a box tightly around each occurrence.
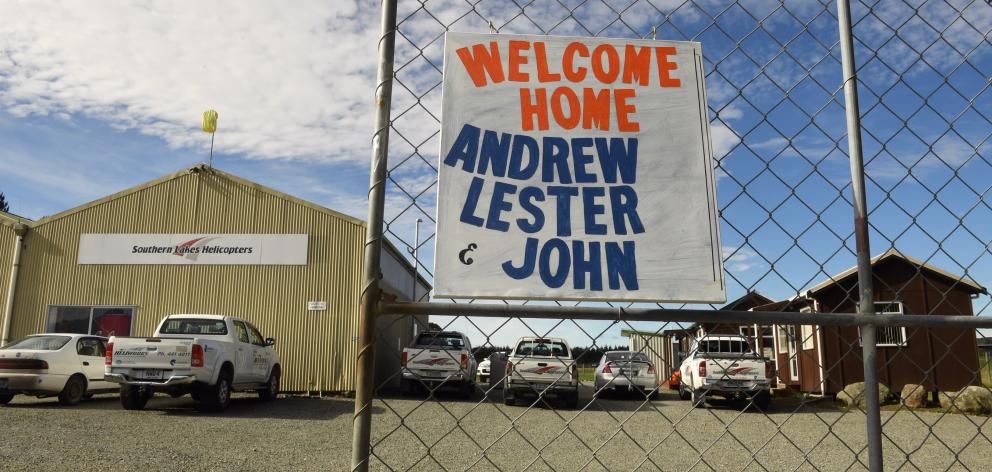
[753,390,771,410]
[461,381,474,399]
[503,390,515,406]
[200,370,233,412]
[258,366,280,401]
[58,375,86,406]
[82,393,94,401]
[120,385,151,410]
[690,389,705,408]
[564,391,579,409]
[0,393,14,405]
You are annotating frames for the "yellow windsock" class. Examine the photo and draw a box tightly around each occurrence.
[202,110,218,133]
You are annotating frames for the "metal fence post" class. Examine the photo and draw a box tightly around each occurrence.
[351,0,398,470]
[836,1,882,470]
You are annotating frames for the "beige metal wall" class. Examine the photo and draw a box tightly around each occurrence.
[0,218,17,333]
[626,332,676,379]
[4,168,372,393]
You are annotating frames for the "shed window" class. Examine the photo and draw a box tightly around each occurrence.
[874,301,906,347]
[47,306,135,337]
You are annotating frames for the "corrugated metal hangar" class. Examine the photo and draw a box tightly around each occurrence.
[0,164,429,393]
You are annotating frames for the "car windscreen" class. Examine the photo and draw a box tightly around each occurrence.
[515,340,569,358]
[3,335,72,350]
[604,352,650,362]
[414,333,464,349]
[160,319,228,335]
[697,339,752,354]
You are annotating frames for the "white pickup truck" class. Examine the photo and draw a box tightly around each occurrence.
[401,331,476,397]
[678,335,771,409]
[503,337,579,408]
[105,314,281,411]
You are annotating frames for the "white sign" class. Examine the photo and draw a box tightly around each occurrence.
[78,234,308,265]
[307,301,327,311]
[434,32,724,303]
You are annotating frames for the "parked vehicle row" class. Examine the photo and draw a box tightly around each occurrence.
[0,314,281,412]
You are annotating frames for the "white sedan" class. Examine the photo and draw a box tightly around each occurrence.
[0,334,117,405]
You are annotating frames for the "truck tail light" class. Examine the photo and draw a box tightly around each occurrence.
[191,344,204,368]
[647,364,656,375]
[765,362,775,380]
[460,353,468,370]
[105,342,114,366]
[506,361,513,374]
[602,363,612,374]
[698,361,707,377]
[401,351,408,366]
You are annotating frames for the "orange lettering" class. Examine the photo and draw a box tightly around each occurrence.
[563,42,588,82]
[615,89,639,132]
[534,42,561,83]
[520,88,549,131]
[582,88,611,131]
[455,42,505,87]
[550,87,580,129]
[592,44,620,84]
[655,47,680,88]
[508,40,530,82]
[622,45,651,86]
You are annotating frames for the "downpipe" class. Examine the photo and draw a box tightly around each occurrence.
[1,223,27,346]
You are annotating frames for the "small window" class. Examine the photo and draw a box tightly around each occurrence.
[874,301,907,347]
[778,326,790,354]
[3,335,72,351]
[160,319,228,335]
[47,306,135,337]
[235,322,250,344]
[801,325,815,351]
[247,324,265,346]
[77,338,106,357]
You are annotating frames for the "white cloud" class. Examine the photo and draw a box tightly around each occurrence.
[0,1,380,163]
[722,245,764,272]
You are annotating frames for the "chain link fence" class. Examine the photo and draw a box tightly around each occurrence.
[354,0,992,470]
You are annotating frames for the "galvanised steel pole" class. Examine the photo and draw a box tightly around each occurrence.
[836,1,882,470]
[351,0,398,470]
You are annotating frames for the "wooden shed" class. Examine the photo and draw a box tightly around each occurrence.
[756,250,987,395]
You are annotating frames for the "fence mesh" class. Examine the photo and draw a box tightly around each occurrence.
[363,0,992,470]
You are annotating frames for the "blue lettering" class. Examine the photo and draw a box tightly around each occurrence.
[572,138,597,183]
[479,130,510,177]
[609,186,645,235]
[443,124,480,172]
[542,137,572,184]
[596,137,637,184]
[572,240,603,290]
[508,135,539,180]
[458,177,485,227]
[539,238,570,288]
[582,187,607,235]
[486,182,516,232]
[546,186,578,237]
[502,238,537,279]
[606,241,638,290]
[517,186,545,233]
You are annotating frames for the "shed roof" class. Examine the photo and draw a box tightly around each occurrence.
[806,249,986,296]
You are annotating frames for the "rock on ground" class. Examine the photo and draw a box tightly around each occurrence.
[900,383,928,409]
[837,382,892,409]
[939,386,992,415]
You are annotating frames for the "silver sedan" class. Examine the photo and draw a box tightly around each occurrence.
[593,351,659,398]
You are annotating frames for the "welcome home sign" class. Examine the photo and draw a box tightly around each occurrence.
[434,32,725,303]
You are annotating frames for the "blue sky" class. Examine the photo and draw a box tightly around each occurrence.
[1,0,989,346]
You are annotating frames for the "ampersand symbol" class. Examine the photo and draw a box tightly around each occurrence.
[458,243,478,265]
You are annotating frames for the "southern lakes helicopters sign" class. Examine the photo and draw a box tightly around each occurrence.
[434,32,725,303]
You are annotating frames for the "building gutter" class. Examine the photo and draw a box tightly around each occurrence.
[1,224,27,346]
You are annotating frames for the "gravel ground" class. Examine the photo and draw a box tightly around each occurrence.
[1,387,989,471]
